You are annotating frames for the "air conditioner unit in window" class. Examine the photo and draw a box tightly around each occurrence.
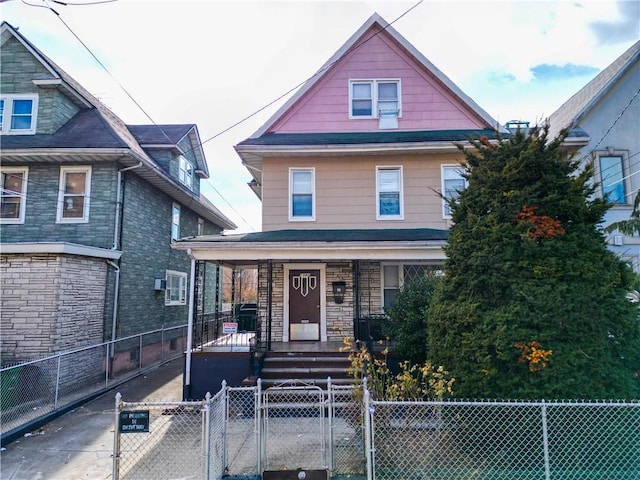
[154,279,167,290]
[379,110,399,130]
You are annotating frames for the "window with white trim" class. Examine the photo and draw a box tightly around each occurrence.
[57,166,91,223]
[197,217,204,236]
[0,95,38,134]
[376,166,403,219]
[442,165,466,218]
[289,168,315,221]
[350,79,400,118]
[171,203,181,241]
[598,154,627,204]
[178,155,194,190]
[382,263,443,311]
[1,167,28,224]
[165,270,187,305]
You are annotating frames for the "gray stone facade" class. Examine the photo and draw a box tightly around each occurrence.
[256,260,383,344]
[0,254,106,364]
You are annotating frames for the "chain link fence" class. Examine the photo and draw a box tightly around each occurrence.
[1,322,202,442]
[366,397,640,480]
[112,379,639,480]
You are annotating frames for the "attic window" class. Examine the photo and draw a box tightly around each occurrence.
[0,95,38,135]
[349,79,400,119]
[178,155,194,190]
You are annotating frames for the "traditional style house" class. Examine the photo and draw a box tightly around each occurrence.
[0,22,236,367]
[548,40,640,270]
[174,11,506,377]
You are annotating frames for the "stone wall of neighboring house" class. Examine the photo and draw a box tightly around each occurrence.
[0,253,106,365]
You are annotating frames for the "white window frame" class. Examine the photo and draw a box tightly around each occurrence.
[376,166,403,220]
[349,79,401,119]
[178,155,194,190]
[197,217,204,236]
[56,166,91,223]
[0,166,28,224]
[442,165,467,218]
[165,270,187,306]
[597,151,628,205]
[381,262,444,312]
[171,203,181,241]
[0,94,39,135]
[289,168,316,222]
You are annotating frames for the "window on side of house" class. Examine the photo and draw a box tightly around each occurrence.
[171,203,181,241]
[197,217,204,236]
[381,263,444,311]
[57,166,91,223]
[289,168,315,221]
[349,79,400,118]
[0,167,28,224]
[0,95,39,134]
[598,154,627,204]
[376,166,403,219]
[442,165,466,218]
[178,155,194,190]
[165,270,187,306]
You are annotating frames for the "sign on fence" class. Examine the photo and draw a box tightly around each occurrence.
[118,410,150,433]
[223,322,238,334]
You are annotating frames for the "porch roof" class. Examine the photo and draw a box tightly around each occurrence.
[173,228,449,264]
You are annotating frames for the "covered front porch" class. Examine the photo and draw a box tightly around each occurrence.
[173,228,447,397]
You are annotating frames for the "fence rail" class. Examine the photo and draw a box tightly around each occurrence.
[1,313,251,443]
[113,379,639,479]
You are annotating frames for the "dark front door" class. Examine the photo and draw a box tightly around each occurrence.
[289,269,321,341]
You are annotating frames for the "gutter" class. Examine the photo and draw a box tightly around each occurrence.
[113,162,143,250]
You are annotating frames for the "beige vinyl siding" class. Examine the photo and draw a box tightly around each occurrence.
[262,153,462,231]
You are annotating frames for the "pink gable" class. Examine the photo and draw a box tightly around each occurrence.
[269,24,487,134]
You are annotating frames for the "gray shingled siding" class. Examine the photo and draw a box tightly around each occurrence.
[0,253,106,364]
[145,149,172,176]
[0,36,80,135]
[0,163,118,248]
[115,172,208,336]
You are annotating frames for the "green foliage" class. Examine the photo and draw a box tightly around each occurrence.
[384,275,441,364]
[342,337,455,400]
[428,126,640,399]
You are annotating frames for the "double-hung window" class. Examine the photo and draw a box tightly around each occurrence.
[57,166,91,223]
[289,168,315,221]
[598,154,626,204]
[178,156,194,190]
[171,203,181,240]
[0,95,38,134]
[350,79,400,118]
[1,167,28,224]
[442,165,466,218]
[165,270,187,305]
[376,166,403,219]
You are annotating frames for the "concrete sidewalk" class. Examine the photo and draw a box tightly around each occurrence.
[1,357,184,480]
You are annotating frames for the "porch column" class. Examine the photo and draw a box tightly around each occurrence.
[267,260,273,351]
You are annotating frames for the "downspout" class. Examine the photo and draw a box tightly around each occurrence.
[113,162,142,250]
[184,250,196,400]
[106,260,120,377]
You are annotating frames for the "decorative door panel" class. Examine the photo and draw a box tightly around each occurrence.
[289,269,321,341]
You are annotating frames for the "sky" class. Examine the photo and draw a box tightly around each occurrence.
[1,0,639,233]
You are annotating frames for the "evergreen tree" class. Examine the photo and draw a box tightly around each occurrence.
[428,127,640,399]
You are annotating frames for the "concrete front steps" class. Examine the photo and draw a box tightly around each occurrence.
[259,350,354,388]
